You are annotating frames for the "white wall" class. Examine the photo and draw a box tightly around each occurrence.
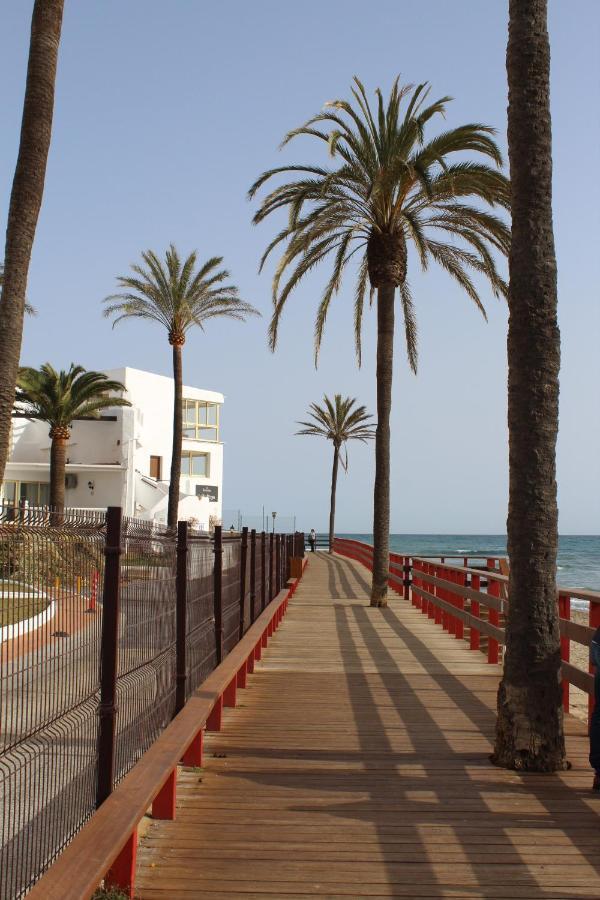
[5,367,225,529]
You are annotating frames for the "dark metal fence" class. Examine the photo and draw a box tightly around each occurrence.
[0,505,304,899]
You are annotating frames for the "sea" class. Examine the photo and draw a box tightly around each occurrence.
[339,534,600,596]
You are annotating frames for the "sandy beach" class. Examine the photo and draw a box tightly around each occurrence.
[568,609,592,722]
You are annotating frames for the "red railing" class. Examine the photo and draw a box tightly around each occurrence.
[333,537,600,719]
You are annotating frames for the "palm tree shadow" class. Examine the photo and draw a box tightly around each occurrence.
[211,556,600,897]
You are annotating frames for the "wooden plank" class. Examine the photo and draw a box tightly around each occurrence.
[133,555,600,900]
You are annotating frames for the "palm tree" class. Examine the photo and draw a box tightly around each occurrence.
[0,266,36,317]
[15,365,130,513]
[0,0,65,490]
[103,245,258,528]
[250,77,510,606]
[492,0,566,771]
[296,395,375,553]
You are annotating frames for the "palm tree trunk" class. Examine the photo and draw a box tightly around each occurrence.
[371,283,395,607]
[168,342,183,529]
[492,0,566,771]
[328,444,340,553]
[49,435,66,513]
[0,0,65,488]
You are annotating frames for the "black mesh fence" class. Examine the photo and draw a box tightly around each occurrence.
[0,506,106,900]
[0,507,304,899]
[185,534,215,699]
[221,536,241,655]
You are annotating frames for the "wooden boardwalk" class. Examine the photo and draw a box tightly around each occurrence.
[136,554,600,899]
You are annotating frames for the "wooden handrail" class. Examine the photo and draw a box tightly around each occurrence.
[27,562,307,900]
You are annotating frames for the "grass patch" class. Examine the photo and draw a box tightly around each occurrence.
[0,590,48,626]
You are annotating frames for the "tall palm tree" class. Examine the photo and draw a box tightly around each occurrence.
[492,0,566,771]
[250,77,510,606]
[296,394,375,552]
[0,266,36,317]
[104,245,258,528]
[15,365,130,513]
[0,0,65,489]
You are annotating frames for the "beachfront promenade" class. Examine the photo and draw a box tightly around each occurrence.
[133,554,600,899]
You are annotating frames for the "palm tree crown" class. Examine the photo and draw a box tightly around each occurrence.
[15,364,130,433]
[250,77,510,366]
[296,394,375,468]
[103,244,258,345]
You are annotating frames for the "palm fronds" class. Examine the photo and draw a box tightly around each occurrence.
[15,364,131,428]
[250,76,510,368]
[103,244,259,339]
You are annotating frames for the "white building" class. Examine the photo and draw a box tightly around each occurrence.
[2,367,224,530]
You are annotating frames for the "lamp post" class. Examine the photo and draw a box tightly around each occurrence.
[271,511,277,534]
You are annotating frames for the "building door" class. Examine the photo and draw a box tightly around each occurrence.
[149,456,162,480]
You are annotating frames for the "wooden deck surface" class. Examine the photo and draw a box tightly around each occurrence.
[136,554,600,899]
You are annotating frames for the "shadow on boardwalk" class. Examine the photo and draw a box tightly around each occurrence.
[136,554,600,899]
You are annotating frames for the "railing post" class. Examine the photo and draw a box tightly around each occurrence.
[558,592,570,713]
[455,570,465,639]
[404,557,411,602]
[250,528,257,622]
[239,526,248,640]
[175,520,189,714]
[213,525,223,665]
[470,573,481,651]
[276,534,281,594]
[589,600,600,721]
[269,532,274,601]
[261,531,266,611]
[487,576,500,664]
[96,506,122,809]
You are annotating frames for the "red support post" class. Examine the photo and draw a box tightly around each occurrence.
[558,593,570,714]
[428,564,435,619]
[487,578,500,664]
[255,638,262,660]
[182,731,203,767]
[206,695,223,731]
[448,571,457,637]
[237,659,248,689]
[442,568,450,631]
[152,769,176,820]
[455,571,465,640]
[224,676,237,708]
[105,830,137,898]
[470,574,481,651]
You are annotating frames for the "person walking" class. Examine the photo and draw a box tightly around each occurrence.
[309,528,317,553]
[590,627,600,790]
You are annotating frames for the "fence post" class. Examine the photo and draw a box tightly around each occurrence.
[213,525,223,664]
[276,534,281,594]
[239,527,248,639]
[250,529,257,622]
[175,521,189,714]
[261,531,266,611]
[588,600,600,721]
[269,532,274,601]
[96,506,122,809]
[558,592,570,713]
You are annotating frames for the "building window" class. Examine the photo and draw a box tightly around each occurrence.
[149,455,162,480]
[182,451,210,478]
[183,399,219,442]
[1,480,50,507]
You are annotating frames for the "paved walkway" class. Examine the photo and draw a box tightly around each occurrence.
[136,554,600,899]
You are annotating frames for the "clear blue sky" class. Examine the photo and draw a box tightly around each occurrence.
[1,1,598,534]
